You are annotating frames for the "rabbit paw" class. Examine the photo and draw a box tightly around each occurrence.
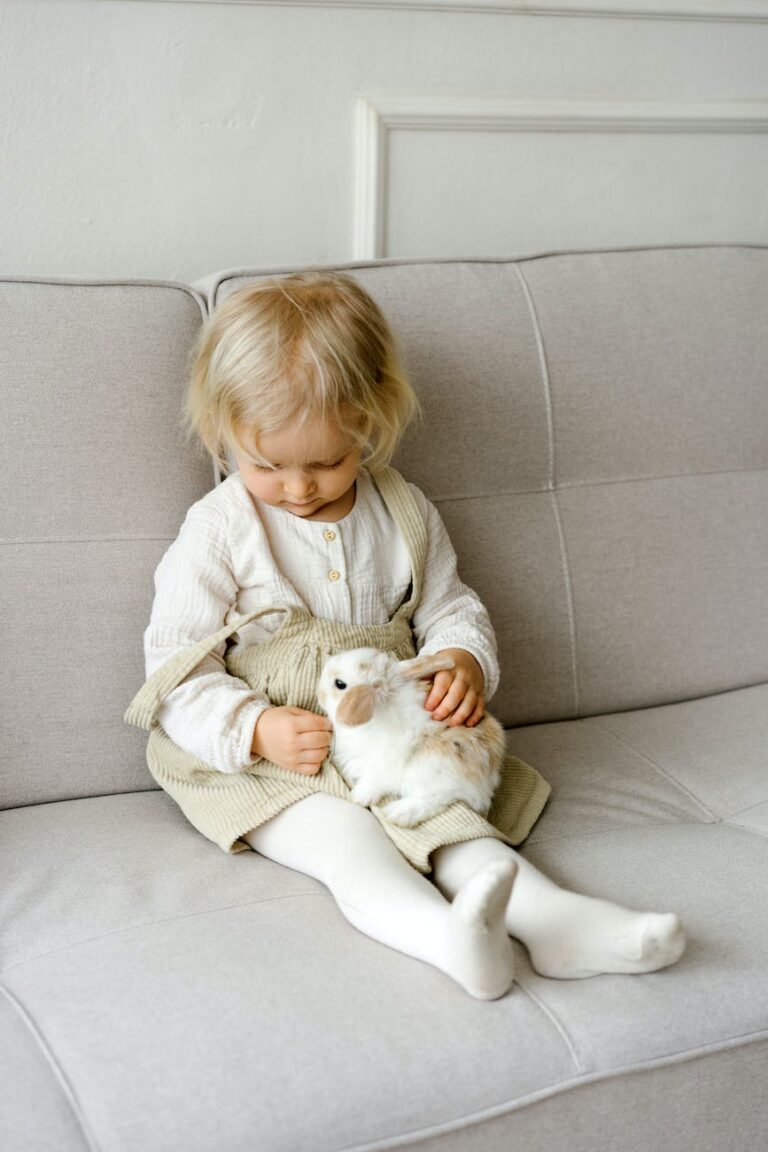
[381,796,441,827]
[349,782,387,808]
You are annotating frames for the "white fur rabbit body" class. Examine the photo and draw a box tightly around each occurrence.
[317,648,505,827]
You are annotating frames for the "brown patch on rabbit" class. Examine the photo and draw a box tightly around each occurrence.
[414,715,506,786]
[336,683,377,727]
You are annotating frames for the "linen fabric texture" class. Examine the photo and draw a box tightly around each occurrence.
[125,465,550,872]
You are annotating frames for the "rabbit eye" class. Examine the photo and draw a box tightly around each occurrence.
[334,679,347,691]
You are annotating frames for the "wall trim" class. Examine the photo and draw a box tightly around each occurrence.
[354,96,768,258]
[113,1,768,24]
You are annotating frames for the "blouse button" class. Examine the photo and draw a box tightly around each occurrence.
[324,529,336,541]
[328,569,341,582]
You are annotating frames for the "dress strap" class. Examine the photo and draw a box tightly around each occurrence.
[124,603,299,732]
[370,465,427,617]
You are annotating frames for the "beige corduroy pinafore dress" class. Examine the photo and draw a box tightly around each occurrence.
[125,466,550,874]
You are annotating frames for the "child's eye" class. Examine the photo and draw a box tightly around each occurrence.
[251,455,346,473]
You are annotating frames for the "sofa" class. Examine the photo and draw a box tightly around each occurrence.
[2,242,767,1152]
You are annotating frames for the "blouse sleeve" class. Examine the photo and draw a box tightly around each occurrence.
[408,485,501,702]
[143,503,271,774]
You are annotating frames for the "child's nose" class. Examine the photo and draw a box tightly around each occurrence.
[285,469,315,497]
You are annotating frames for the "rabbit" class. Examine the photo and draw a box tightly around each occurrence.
[316,647,506,827]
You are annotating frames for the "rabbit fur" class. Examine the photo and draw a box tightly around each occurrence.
[317,647,506,827]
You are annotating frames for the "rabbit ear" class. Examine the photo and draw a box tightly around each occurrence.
[395,653,455,682]
[336,684,377,727]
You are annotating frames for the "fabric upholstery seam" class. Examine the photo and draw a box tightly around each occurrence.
[516,979,584,1075]
[590,719,719,821]
[0,984,101,1152]
[330,1028,768,1152]
[514,262,579,719]
[4,468,766,545]
[209,245,768,297]
[0,890,325,975]
[724,798,768,819]
[722,819,768,842]
[426,464,768,504]
[0,276,206,328]
[1,535,178,546]
[549,493,579,717]
[523,817,719,850]
[512,263,556,493]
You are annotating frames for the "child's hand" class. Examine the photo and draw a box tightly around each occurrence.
[251,706,333,775]
[424,648,486,728]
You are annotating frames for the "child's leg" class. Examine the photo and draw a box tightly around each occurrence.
[431,837,686,979]
[243,794,517,1000]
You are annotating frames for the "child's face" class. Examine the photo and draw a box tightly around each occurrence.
[233,415,363,522]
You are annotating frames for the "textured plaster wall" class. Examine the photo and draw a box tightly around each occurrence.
[1,0,766,280]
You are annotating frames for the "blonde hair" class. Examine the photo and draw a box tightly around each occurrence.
[185,270,421,476]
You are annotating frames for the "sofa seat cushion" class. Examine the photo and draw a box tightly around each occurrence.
[511,680,768,845]
[1,685,767,1152]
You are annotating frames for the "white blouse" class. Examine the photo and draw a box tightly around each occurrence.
[144,468,500,774]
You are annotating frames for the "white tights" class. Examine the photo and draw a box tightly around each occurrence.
[243,794,685,1000]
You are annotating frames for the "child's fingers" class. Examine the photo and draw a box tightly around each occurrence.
[292,710,333,732]
[294,737,330,775]
[431,679,468,721]
[424,670,453,711]
[445,689,479,727]
[294,758,324,776]
[464,697,486,727]
[299,730,332,752]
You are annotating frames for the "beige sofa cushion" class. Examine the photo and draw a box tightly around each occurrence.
[0,278,210,809]
[1,681,766,1152]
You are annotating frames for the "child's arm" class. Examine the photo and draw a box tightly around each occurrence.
[407,485,500,727]
[144,503,273,773]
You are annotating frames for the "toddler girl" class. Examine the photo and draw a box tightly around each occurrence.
[126,271,686,1000]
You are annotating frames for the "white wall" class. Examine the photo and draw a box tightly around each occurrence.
[1,0,767,281]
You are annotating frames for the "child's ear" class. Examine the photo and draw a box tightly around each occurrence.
[395,653,455,682]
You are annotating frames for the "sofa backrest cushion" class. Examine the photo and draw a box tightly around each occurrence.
[3,247,766,809]
[1,279,211,809]
[210,246,768,727]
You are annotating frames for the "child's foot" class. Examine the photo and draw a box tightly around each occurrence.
[446,858,517,999]
[522,896,686,979]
